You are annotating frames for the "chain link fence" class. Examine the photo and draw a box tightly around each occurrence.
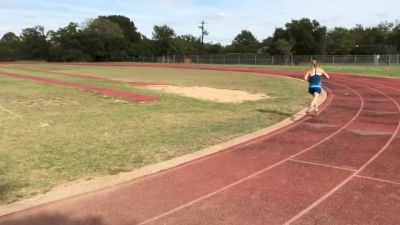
[135,54,400,67]
[1,54,399,67]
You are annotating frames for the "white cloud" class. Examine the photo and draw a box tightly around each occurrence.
[218,12,226,17]
[0,0,399,44]
[41,2,112,15]
[374,12,389,17]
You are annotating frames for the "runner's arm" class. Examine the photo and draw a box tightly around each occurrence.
[304,71,310,81]
[322,69,330,79]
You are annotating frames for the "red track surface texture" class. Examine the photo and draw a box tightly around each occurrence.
[1,64,400,225]
[0,70,160,102]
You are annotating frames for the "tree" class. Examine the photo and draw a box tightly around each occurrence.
[48,22,89,61]
[204,42,223,54]
[0,32,21,60]
[388,23,400,53]
[80,18,129,61]
[231,30,260,53]
[284,18,327,55]
[84,18,124,39]
[99,15,141,43]
[266,19,327,55]
[326,27,353,55]
[1,32,20,45]
[132,35,155,57]
[258,37,273,54]
[274,39,295,56]
[174,35,199,55]
[19,26,49,59]
[152,25,176,55]
[361,22,395,54]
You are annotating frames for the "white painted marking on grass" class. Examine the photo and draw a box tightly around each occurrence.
[0,116,18,120]
[0,104,20,118]
[283,82,400,225]
[136,82,364,225]
[39,122,50,128]
[289,159,357,172]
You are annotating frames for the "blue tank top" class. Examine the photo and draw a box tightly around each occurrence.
[309,69,322,88]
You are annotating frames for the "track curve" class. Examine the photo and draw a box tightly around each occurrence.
[0,64,399,225]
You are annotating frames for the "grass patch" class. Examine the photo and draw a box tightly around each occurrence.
[241,64,399,78]
[0,64,309,203]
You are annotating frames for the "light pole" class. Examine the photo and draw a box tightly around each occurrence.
[198,21,208,55]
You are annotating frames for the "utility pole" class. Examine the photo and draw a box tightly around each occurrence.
[198,21,208,55]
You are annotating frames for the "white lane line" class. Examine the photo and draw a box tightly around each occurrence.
[283,82,400,225]
[136,81,364,225]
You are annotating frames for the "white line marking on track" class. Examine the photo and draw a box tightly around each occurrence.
[136,82,364,225]
[355,175,400,186]
[289,159,357,172]
[283,81,400,225]
[104,88,334,189]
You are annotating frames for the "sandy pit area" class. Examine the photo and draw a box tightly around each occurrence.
[145,85,269,103]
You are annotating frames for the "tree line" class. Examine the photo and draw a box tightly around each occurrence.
[0,15,399,62]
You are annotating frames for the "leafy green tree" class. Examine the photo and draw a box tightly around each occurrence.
[1,32,20,46]
[2,16,400,61]
[48,22,89,61]
[349,24,386,54]
[326,27,354,54]
[284,18,327,55]
[264,19,326,55]
[231,30,260,53]
[274,39,295,55]
[19,26,49,59]
[80,18,128,61]
[99,15,141,43]
[204,42,223,54]
[84,18,124,39]
[132,35,155,57]
[388,23,400,52]
[174,35,199,54]
[152,25,176,55]
[362,22,395,54]
[258,37,273,55]
[0,32,21,60]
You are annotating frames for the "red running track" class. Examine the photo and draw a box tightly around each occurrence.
[0,64,399,225]
[0,70,160,102]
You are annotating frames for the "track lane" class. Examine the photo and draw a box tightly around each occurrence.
[1,65,399,225]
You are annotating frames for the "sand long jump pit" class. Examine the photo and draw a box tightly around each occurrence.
[144,85,269,103]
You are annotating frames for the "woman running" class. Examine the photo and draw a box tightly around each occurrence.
[304,60,330,114]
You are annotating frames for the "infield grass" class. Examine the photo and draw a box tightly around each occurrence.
[0,63,309,203]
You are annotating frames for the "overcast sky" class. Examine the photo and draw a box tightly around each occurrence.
[1,0,399,44]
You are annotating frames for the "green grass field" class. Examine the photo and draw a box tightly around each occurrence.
[0,63,310,203]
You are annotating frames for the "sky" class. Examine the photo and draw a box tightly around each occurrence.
[0,0,399,45]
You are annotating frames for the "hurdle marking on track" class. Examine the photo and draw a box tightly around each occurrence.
[290,159,400,186]
[289,159,357,172]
